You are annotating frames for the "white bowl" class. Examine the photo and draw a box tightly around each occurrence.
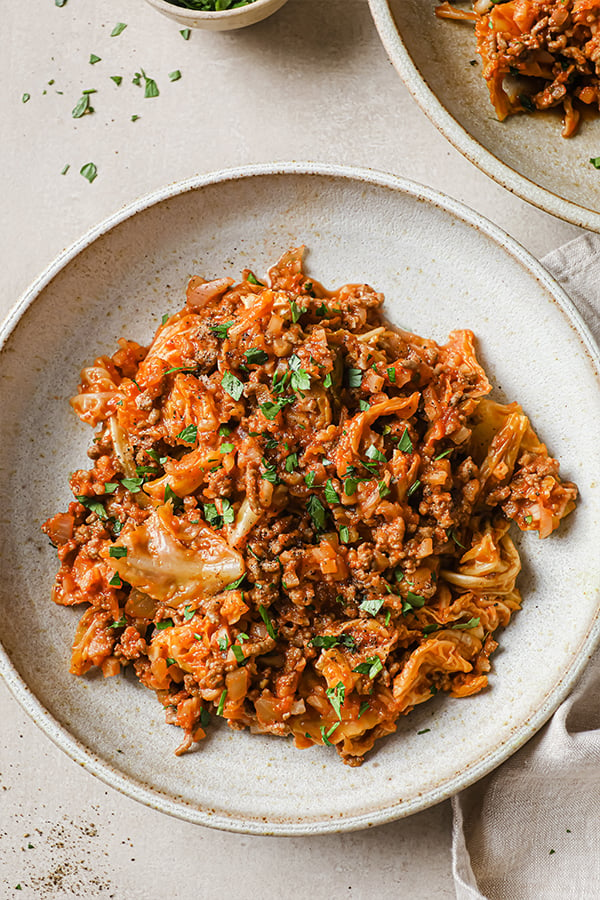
[1,163,599,834]
[143,0,289,31]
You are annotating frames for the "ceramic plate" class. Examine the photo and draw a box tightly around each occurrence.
[369,0,600,232]
[1,164,599,835]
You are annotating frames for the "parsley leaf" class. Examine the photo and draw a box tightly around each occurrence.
[76,495,108,519]
[359,597,385,617]
[210,321,233,339]
[180,28,191,39]
[353,656,383,679]
[258,604,277,640]
[339,525,350,544]
[176,424,197,443]
[109,615,127,630]
[311,633,357,651]
[407,478,421,497]
[155,619,174,630]
[183,605,195,622]
[121,477,144,493]
[164,484,183,512]
[285,452,298,473]
[89,54,101,65]
[365,444,386,463]
[221,371,244,401]
[232,644,246,665]
[225,573,246,591]
[452,617,480,630]
[244,348,268,365]
[320,722,339,746]
[324,479,340,504]
[111,22,127,36]
[326,681,345,720]
[109,546,127,559]
[423,624,440,635]
[398,427,413,453]
[387,367,396,383]
[216,689,227,716]
[290,299,302,323]
[358,701,370,719]
[80,162,98,183]
[307,494,327,530]
[218,634,229,651]
[305,472,316,487]
[169,70,182,82]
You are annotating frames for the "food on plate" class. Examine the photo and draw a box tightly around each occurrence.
[436,0,600,137]
[42,247,577,765]
[165,0,257,10]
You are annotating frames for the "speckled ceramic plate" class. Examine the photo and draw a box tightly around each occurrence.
[369,0,600,231]
[1,164,599,835]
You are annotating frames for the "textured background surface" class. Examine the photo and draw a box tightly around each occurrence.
[0,0,584,896]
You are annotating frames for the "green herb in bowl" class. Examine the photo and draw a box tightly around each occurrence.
[143,0,289,30]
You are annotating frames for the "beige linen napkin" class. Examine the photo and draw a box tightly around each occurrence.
[452,232,600,900]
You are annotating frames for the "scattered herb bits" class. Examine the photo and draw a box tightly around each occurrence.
[80,162,98,183]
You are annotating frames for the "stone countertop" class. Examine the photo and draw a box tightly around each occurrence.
[0,1,579,897]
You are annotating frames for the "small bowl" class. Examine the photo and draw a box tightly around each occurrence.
[143,0,289,31]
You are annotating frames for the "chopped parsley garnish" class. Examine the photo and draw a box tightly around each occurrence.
[221,370,244,401]
[210,321,233,339]
[218,423,233,436]
[218,635,229,651]
[204,499,235,529]
[140,69,159,98]
[72,93,93,118]
[378,480,391,499]
[164,484,183,512]
[289,299,302,323]
[258,604,277,640]
[307,494,327,530]
[22,93,30,103]
[180,28,191,39]
[260,398,290,420]
[365,444,386,463]
[320,723,339,746]
[176,424,197,443]
[353,656,383,679]
[244,347,268,365]
[387,367,396,383]
[406,591,425,608]
[407,478,421,497]
[76,494,108,518]
[323,372,333,389]
[305,472,316,487]
[398,427,413,453]
[450,529,465,548]
[216,689,227,716]
[61,164,70,175]
[311,633,356,651]
[155,619,174,630]
[109,546,127,559]
[89,54,101,65]
[200,708,211,728]
[121,477,144,493]
[246,272,264,286]
[359,400,370,412]
[324,479,340,504]
[285,452,298,473]
[452,617,480,630]
[339,525,350,544]
[109,615,127,629]
[111,22,127,36]
[417,728,431,735]
[591,157,600,169]
[220,442,234,453]
[423,624,440,635]
[326,681,345,720]
[435,448,453,460]
[225,573,246,591]
[359,597,385,617]
[80,162,98,183]
[169,70,182,82]
[261,459,279,483]
[110,75,123,86]
[232,645,246,665]
[166,657,177,667]
[358,701,370,719]
[183,605,195,622]
[524,514,533,524]
[346,367,362,389]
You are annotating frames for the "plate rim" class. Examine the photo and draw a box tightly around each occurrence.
[1,161,599,835]
[368,0,600,234]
